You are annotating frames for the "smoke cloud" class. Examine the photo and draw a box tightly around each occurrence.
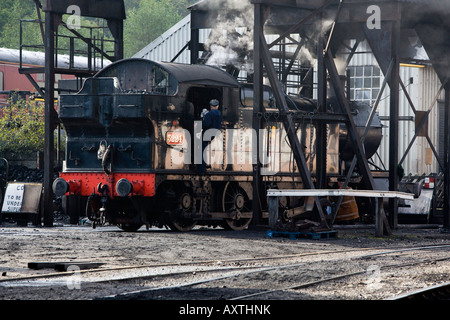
[200,0,254,73]
[298,18,334,67]
[199,1,335,75]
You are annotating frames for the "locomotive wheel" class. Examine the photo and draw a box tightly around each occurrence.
[167,190,197,232]
[117,223,142,232]
[221,182,252,231]
[168,211,196,232]
[111,198,143,232]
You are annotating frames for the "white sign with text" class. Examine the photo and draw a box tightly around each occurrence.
[1,184,25,213]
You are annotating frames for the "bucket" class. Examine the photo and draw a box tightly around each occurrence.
[335,195,359,222]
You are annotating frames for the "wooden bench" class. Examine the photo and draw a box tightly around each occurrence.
[267,189,415,236]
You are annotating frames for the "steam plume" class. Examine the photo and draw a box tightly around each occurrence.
[199,1,335,74]
[200,0,254,73]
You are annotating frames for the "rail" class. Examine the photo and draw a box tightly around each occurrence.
[267,189,415,236]
[388,281,450,300]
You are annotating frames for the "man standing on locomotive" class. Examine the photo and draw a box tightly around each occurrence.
[198,99,222,173]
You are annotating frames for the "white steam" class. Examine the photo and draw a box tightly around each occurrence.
[202,0,254,73]
[296,19,334,68]
[201,1,335,74]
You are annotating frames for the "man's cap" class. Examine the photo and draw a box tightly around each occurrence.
[210,99,219,106]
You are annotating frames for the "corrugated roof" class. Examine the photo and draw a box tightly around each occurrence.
[133,15,191,61]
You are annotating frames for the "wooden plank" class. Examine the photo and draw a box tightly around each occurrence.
[267,188,414,236]
[28,261,104,271]
[28,261,72,270]
[54,262,105,271]
[266,230,338,240]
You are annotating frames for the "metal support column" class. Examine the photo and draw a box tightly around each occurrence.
[444,83,450,231]
[251,3,264,227]
[43,11,56,227]
[190,27,200,64]
[107,19,124,61]
[388,20,401,230]
[115,20,124,61]
[324,49,376,192]
[316,38,327,189]
[259,30,329,230]
[324,46,389,234]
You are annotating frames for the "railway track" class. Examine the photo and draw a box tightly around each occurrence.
[103,245,450,300]
[0,247,377,286]
[230,255,450,300]
[1,244,449,300]
[388,282,450,300]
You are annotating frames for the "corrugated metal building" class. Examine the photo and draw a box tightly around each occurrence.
[133,15,444,176]
[342,40,445,175]
[133,15,203,64]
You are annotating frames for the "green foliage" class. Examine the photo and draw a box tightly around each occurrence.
[124,0,183,57]
[0,99,45,156]
[0,0,198,59]
[0,0,39,49]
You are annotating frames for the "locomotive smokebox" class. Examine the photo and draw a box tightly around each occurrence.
[325,72,382,161]
[332,99,383,161]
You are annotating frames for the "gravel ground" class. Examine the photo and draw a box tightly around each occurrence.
[1,221,450,306]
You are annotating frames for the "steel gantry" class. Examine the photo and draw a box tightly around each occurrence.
[188,0,450,233]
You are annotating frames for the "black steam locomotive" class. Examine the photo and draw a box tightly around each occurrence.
[52,58,382,231]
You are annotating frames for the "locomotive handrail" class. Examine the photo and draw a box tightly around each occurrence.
[267,188,415,237]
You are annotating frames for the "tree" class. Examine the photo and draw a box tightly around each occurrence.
[0,1,108,54]
[0,0,39,49]
[123,0,195,57]
[0,98,45,156]
[125,0,143,10]
[0,0,197,59]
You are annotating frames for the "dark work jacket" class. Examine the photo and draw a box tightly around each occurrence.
[202,109,222,131]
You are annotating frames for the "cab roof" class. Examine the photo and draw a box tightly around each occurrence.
[95,58,240,91]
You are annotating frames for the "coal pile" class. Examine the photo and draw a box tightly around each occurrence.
[6,165,44,183]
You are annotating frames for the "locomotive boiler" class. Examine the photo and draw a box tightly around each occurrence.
[52,58,382,231]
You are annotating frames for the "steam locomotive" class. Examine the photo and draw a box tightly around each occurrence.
[52,58,382,231]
